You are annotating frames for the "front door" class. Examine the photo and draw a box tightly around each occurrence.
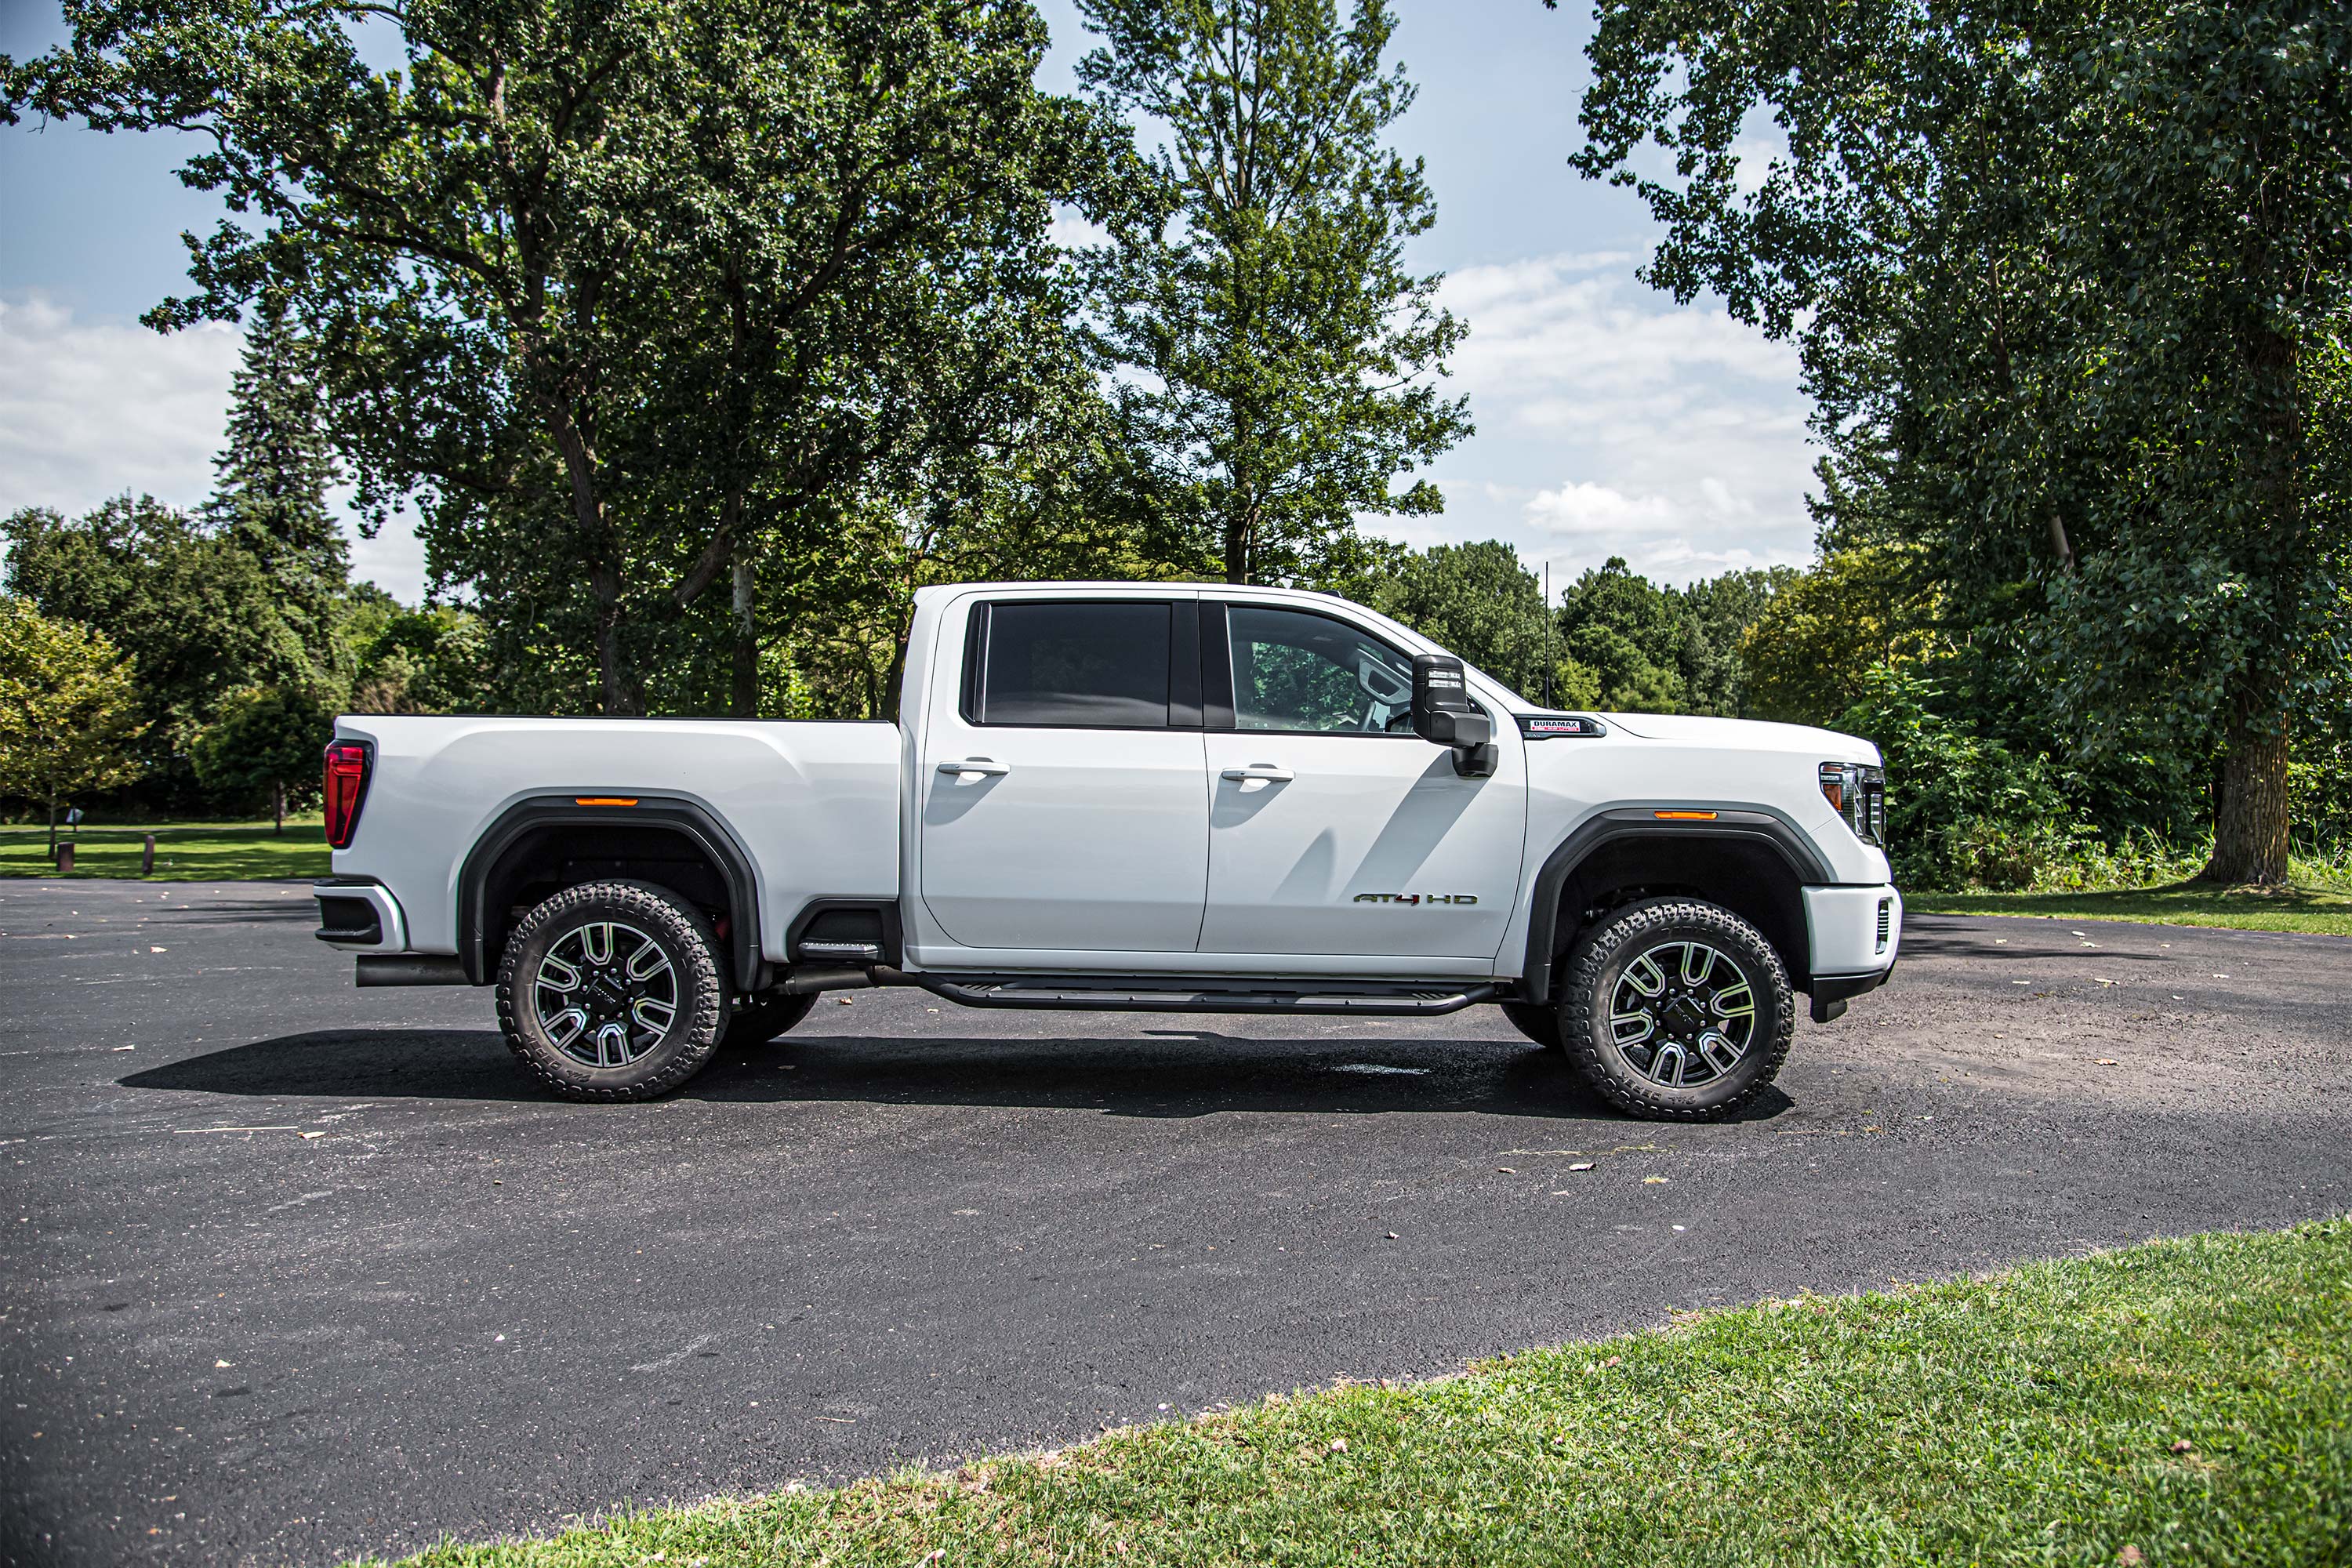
[1198,603,1525,961]
[918,597,1209,954]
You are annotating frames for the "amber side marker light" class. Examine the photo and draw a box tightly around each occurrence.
[575,797,639,806]
[1653,809,1719,820]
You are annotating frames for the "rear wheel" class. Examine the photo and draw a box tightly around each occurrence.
[1497,1000,1563,1052]
[495,879,731,1102]
[724,991,818,1048]
[1561,897,1792,1122]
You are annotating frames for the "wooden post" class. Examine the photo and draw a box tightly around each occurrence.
[143,834,157,877]
[56,842,74,875]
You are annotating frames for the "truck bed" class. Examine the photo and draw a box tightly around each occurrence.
[330,715,902,961]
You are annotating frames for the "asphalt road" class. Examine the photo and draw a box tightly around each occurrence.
[2,880,2348,1567]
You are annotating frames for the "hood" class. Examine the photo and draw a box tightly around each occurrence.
[1585,710,1881,764]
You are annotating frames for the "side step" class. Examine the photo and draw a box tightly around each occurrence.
[910,975,1497,1017]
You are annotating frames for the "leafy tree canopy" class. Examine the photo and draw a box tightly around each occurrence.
[191,684,335,829]
[2,498,307,771]
[0,597,147,843]
[1077,0,1471,583]
[1566,0,2352,881]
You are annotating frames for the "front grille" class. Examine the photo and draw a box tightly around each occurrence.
[1875,898,1892,953]
[1861,768,1886,846]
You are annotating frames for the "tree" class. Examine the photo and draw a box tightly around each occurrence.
[1741,546,1941,725]
[2,498,307,784]
[1370,540,1599,706]
[1567,0,2352,883]
[1667,566,1799,717]
[0,599,147,851]
[191,685,335,832]
[204,292,347,673]
[5,0,1123,716]
[1555,557,1689,712]
[1076,0,1471,584]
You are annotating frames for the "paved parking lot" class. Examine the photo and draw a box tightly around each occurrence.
[2,879,2347,1566]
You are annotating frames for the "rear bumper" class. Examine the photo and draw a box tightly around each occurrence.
[313,878,407,953]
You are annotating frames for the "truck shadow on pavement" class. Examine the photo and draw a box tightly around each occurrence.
[122,1027,1794,1123]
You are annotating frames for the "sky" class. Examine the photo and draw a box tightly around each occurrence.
[0,0,1818,605]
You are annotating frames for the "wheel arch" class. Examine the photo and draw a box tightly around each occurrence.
[458,796,763,990]
[1519,809,1830,1004]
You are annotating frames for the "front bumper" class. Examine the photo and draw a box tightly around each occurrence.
[312,878,407,953]
[1801,883,1900,1022]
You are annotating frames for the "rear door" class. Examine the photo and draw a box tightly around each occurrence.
[917,596,1209,953]
[1197,601,1526,961]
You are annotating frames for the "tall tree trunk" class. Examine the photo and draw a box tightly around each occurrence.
[47,791,57,856]
[1224,499,1253,584]
[2202,662,2291,886]
[273,780,285,835]
[536,377,637,713]
[729,552,758,718]
[2201,315,2302,887]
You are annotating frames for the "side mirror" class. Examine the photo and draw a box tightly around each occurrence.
[1411,655,1495,776]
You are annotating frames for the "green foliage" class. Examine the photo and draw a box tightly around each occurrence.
[1570,0,2352,884]
[2,498,307,779]
[1741,546,1940,726]
[1554,557,1689,713]
[1370,540,1597,706]
[191,684,336,822]
[0,597,147,832]
[1664,566,1799,718]
[348,603,492,716]
[5,0,1124,715]
[1076,0,1471,584]
[204,292,347,670]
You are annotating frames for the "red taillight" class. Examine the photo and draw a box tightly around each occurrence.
[323,740,372,849]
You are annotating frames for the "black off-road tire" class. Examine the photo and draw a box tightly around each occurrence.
[724,990,818,1049]
[1497,1000,1564,1052]
[1561,897,1793,1122]
[495,879,731,1102]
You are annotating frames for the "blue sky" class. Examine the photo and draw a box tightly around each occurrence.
[0,0,1817,603]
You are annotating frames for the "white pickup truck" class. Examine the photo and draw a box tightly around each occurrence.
[312,581,1899,1120]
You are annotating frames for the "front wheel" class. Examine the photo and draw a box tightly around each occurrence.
[1560,897,1793,1122]
[495,879,731,1102]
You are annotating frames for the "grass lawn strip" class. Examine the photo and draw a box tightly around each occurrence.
[1907,877,2351,938]
[372,1221,2352,1567]
[0,818,328,882]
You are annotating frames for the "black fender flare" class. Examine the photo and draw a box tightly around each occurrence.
[1517,808,1832,1004]
[457,795,763,988]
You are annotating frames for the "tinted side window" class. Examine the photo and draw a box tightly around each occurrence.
[1229,606,1415,733]
[980,602,1171,728]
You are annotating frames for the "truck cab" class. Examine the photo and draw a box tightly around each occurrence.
[315,581,1900,1120]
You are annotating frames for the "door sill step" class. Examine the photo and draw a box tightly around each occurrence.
[913,975,1497,1017]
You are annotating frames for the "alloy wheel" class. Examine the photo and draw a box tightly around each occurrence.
[532,920,679,1069]
[1606,938,1757,1087]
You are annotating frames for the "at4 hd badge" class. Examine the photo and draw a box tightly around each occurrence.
[1352,892,1479,906]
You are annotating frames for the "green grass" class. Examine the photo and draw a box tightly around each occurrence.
[1907,877,2352,936]
[0,817,329,881]
[366,1222,2352,1567]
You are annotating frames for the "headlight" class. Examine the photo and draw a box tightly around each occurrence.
[1818,760,1885,846]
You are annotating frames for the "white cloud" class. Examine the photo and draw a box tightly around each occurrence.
[0,293,428,601]
[1524,481,1673,537]
[0,294,242,515]
[1372,250,1820,586]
